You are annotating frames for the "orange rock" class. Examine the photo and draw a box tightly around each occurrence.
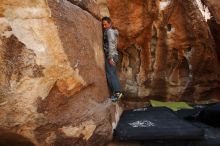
[0,0,112,145]
[108,0,220,102]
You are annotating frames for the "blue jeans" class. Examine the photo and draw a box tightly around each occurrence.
[105,55,121,94]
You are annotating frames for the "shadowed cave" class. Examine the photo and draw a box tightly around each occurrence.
[0,132,35,146]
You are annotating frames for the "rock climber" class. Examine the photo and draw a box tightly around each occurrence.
[102,16,123,102]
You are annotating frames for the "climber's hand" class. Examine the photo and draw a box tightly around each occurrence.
[109,58,116,66]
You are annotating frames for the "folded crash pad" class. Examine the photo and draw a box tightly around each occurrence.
[150,100,193,111]
[114,107,204,141]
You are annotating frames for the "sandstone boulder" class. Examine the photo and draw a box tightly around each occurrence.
[67,0,110,19]
[0,0,113,145]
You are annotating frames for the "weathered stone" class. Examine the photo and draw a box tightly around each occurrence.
[0,0,113,145]
[203,0,220,62]
[202,0,220,24]
[108,0,220,102]
[67,0,109,19]
[1,0,220,145]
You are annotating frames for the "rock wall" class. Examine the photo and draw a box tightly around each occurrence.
[203,0,220,62]
[67,0,110,19]
[107,0,220,102]
[1,0,220,145]
[0,0,113,145]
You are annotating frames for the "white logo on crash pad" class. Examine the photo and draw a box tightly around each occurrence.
[128,120,155,128]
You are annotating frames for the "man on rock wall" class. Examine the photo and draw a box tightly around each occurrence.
[102,16,123,102]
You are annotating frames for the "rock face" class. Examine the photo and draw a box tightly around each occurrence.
[203,0,220,62]
[107,0,220,102]
[1,0,220,146]
[203,0,220,23]
[67,0,110,19]
[0,0,113,145]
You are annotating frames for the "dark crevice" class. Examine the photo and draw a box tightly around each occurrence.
[207,18,220,62]
[0,132,35,146]
[167,24,172,31]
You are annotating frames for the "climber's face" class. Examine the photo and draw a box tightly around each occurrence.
[102,20,111,29]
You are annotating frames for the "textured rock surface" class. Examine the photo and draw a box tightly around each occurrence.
[203,0,220,23]
[108,0,220,102]
[67,0,110,19]
[1,0,220,146]
[0,0,113,145]
[203,0,220,62]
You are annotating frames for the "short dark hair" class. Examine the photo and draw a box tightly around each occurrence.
[102,16,112,24]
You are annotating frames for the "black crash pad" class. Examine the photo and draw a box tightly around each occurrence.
[197,103,220,127]
[114,107,204,141]
[175,103,220,127]
[142,122,220,146]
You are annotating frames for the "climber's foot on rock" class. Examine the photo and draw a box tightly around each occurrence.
[110,92,123,103]
[114,92,123,101]
[111,95,118,103]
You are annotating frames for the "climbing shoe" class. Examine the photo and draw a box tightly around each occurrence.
[110,95,118,102]
[114,92,123,101]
